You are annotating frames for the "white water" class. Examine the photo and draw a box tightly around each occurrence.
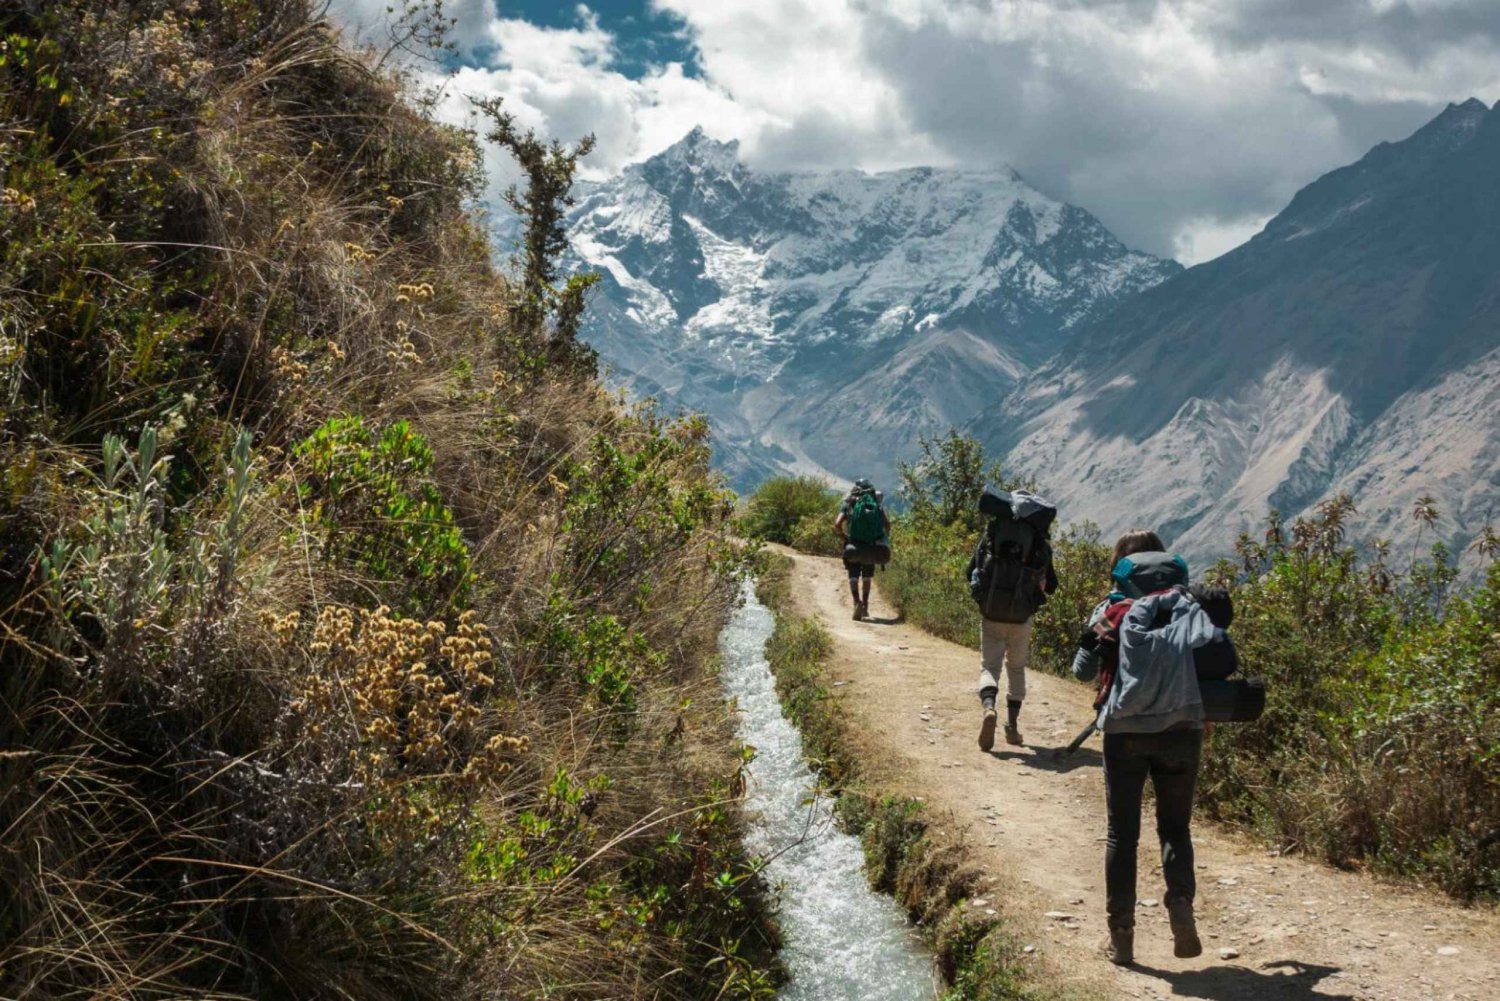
[719,582,939,1000]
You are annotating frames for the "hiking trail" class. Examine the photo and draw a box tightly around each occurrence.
[777,548,1500,1001]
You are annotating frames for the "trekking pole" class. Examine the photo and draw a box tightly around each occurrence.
[1064,719,1097,755]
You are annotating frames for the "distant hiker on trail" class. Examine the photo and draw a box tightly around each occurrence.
[1069,529,1222,967]
[967,488,1058,751]
[834,478,891,621]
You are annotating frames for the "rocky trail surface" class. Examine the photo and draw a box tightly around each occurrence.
[779,549,1500,1001]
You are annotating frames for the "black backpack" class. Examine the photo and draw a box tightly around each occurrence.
[971,488,1056,623]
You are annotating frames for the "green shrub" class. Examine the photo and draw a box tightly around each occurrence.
[789,512,844,556]
[294,415,472,610]
[1199,502,1500,898]
[738,475,839,546]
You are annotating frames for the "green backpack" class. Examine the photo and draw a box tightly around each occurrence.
[847,490,884,545]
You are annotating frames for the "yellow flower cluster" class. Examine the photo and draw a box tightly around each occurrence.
[395,282,434,304]
[344,242,374,263]
[2,188,37,213]
[269,345,308,385]
[291,605,525,793]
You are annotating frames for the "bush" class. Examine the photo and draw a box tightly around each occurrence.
[789,512,845,556]
[738,474,839,546]
[1198,501,1500,898]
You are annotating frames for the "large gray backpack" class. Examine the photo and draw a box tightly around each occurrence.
[972,488,1056,623]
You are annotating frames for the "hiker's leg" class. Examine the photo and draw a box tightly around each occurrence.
[1103,733,1150,925]
[859,565,872,606]
[1002,619,1030,722]
[1149,729,1202,910]
[843,560,861,605]
[978,618,1007,702]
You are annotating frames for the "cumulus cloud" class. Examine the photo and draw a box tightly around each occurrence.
[328,0,1500,263]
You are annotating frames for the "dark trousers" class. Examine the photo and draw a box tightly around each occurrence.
[1102,728,1202,926]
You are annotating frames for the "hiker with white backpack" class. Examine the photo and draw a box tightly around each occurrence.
[834,478,891,621]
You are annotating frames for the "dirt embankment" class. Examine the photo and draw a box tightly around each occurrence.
[783,549,1500,1001]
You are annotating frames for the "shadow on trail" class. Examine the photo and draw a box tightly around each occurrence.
[861,614,905,626]
[986,745,1103,773]
[1129,960,1357,1001]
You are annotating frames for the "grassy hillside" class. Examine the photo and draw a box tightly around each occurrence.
[0,2,776,998]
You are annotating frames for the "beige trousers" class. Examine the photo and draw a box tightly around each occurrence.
[979,617,1031,703]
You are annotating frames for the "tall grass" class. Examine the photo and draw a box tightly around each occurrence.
[0,2,776,997]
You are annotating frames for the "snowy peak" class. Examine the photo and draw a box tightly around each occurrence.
[564,129,1180,488]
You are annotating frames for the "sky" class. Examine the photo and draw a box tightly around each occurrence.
[329,0,1500,265]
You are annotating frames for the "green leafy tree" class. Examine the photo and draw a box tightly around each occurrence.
[477,96,601,354]
[897,429,1013,531]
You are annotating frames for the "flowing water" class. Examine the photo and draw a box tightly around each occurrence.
[719,582,939,1000]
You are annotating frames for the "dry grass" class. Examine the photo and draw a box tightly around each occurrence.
[0,1,775,997]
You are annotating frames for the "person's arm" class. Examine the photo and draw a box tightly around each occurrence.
[1072,641,1101,682]
[834,508,848,542]
[1071,601,1109,681]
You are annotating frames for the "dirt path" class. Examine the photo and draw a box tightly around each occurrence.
[780,548,1500,1001]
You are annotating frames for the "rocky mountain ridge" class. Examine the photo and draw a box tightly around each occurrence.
[990,98,1500,561]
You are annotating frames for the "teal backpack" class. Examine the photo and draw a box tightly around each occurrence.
[847,489,884,545]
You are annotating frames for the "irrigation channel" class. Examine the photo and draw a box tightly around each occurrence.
[719,581,939,1000]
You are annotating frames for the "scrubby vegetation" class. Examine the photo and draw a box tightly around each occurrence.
[736,474,842,555]
[1201,501,1500,900]
[754,554,1094,1001]
[0,2,777,997]
[877,431,1500,901]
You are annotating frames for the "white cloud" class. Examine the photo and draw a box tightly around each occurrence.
[328,0,1500,262]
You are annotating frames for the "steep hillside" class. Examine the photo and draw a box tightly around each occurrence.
[0,3,773,998]
[992,98,1500,559]
[562,129,1180,488]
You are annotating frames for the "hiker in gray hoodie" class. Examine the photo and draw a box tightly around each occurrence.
[1071,531,1223,968]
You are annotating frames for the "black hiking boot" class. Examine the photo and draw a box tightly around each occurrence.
[1168,901,1202,959]
[1004,699,1023,746]
[1105,919,1135,966]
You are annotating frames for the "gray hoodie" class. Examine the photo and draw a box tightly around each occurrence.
[1096,588,1221,734]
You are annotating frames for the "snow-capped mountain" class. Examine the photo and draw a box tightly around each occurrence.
[564,128,1181,488]
[990,98,1500,563]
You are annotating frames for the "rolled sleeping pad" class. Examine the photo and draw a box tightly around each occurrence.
[843,541,892,565]
[1199,678,1266,723]
[978,486,1058,533]
[1193,634,1240,681]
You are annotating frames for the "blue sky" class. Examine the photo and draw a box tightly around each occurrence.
[492,1,697,78]
[332,0,1500,264]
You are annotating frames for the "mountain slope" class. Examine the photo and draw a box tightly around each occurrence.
[992,98,1500,559]
[566,129,1181,488]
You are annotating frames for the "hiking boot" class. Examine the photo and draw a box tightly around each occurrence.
[1104,925,1134,966]
[1003,723,1022,746]
[852,602,864,621]
[978,707,998,751]
[1168,901,1202,959]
